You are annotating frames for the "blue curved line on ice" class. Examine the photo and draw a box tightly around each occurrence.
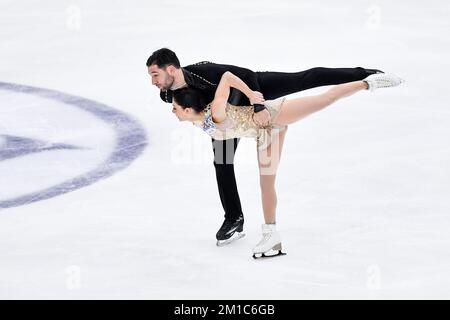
[0,81,148,209]
[0,134,83,161]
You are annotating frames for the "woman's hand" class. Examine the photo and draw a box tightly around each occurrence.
[249,91,265,105]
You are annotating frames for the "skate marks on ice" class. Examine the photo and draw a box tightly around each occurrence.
[0,82,147,209]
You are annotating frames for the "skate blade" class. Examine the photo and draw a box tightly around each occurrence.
[252,250,286,260]
[216,232,245,247]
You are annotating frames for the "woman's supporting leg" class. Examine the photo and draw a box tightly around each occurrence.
[257,128,288,224]
[274,80,368,126]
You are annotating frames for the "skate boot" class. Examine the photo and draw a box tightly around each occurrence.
[364,73,404,91]
[252,224,286,259]
[216,215,245,246]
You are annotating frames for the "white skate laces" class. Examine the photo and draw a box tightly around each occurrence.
[364,73,404,91]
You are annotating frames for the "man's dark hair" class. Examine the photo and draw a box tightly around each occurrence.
[146,48,181,69]
[173,87,208,113]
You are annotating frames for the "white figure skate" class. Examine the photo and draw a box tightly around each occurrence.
[252,224,286,259]
[364,73,404,91]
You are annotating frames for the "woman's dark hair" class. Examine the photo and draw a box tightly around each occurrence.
[173,87,208,113]
[146,48,180,69]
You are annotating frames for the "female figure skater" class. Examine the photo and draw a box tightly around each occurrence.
[171,71,403,258]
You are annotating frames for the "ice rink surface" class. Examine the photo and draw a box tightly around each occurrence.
[1,0,449,299]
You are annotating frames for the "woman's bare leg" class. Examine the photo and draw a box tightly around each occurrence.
[257,128,287,224]
[257,81,366,222]
[274,80,368,126]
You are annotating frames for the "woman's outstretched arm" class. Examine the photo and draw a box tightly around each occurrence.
[211,71,263,123]
[275,80,368,126]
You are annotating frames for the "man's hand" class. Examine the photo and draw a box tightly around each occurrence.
[253,108,271,127]
[249,90,270,126]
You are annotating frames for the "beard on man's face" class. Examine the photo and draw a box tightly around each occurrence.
[160,75,175,90]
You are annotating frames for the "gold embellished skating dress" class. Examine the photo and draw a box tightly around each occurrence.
[193,97,287,151]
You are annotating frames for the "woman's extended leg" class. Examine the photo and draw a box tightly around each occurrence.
[274,80,368,126]
[257,128,288,224]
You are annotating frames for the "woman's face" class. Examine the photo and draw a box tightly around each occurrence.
[172,101,194,121]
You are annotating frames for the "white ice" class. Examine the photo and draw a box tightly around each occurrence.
[0,0,450,299]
